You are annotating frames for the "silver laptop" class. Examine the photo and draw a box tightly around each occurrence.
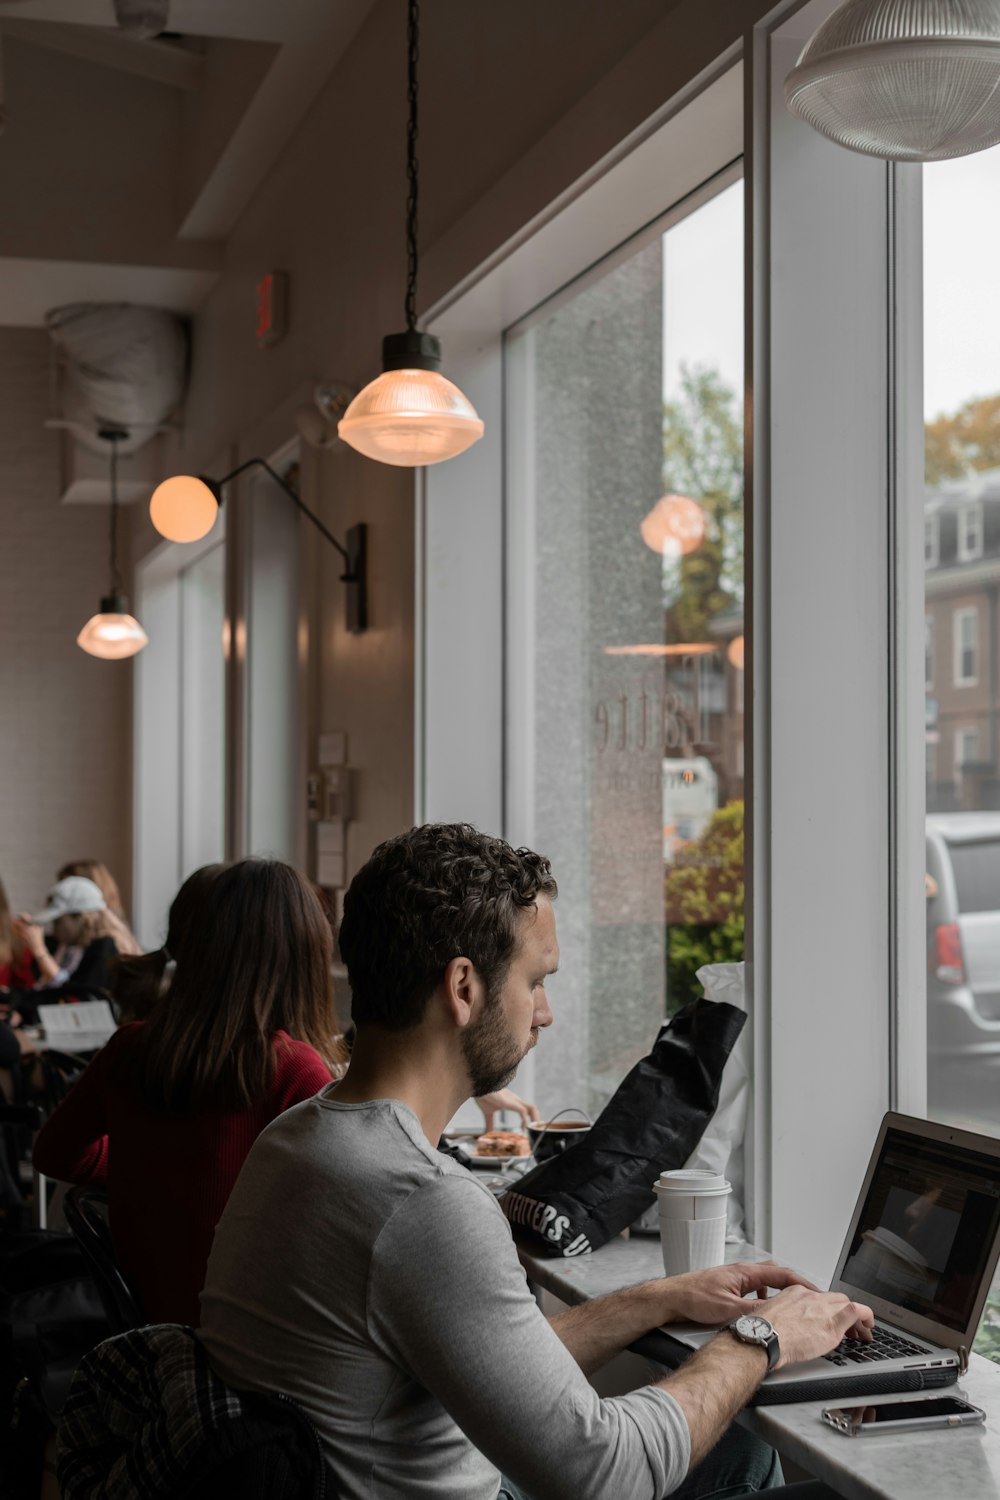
[665,1112,1000,1399]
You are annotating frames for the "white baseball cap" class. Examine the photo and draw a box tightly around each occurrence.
[32,876,106,924]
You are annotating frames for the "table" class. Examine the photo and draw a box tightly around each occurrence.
[516,1234,1000,1500]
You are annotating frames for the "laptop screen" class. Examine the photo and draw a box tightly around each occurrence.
[838,1125,1000,1334]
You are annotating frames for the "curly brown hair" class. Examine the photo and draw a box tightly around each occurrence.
[338,823,557,1031]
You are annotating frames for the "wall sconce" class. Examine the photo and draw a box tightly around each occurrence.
[149,459,367,633]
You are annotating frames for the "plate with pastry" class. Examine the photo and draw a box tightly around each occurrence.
[467,1129,532,1167]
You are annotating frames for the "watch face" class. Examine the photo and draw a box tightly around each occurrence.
[736,1314,774,1341]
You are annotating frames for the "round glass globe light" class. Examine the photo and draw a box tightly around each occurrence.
[149,474,219,542]
[640,494,706,557]
[77,610,149,660]
[727,635,745,671]
[338,368,485,467]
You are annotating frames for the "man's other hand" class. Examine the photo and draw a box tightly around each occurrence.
[764,1284,874,1369]
[475,1088,540,1130]
[659,1260,817,1327]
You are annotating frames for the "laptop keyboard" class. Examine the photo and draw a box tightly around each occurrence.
[823,1323,929,1366]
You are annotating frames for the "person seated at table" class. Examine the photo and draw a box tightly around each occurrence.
[32,858,347,1325]
[199,824,871,1500]
[58,859,131,928]
[15,876,140,1018]
[112,863,224,1024]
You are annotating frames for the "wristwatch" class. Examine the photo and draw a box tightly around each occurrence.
[728,1313,780,1372]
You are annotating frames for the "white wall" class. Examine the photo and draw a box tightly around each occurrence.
[0,327,131,916]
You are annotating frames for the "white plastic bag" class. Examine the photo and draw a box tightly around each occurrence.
[684,962,750,1242]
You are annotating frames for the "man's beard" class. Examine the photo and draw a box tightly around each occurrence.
[461,979,530,1097]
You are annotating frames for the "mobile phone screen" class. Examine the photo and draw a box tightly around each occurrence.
[828,1397,979,1426]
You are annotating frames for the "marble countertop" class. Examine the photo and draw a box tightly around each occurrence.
[516,1233,1000,1500]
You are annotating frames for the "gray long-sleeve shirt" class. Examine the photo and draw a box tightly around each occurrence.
[199,1094,690,1500]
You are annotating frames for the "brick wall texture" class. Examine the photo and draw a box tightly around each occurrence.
[0,327,131,918]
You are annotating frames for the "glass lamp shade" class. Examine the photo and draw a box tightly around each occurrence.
[149,474,219,542]
[640,494,706,557]
[338,368,485,467]
[785,0,1000,161]
[727,635,745,671]
[77,596,148,659]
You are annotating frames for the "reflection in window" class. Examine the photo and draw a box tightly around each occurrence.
[507,180,744,1114]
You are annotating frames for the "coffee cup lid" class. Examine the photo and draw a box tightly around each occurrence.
[655,1169,730,1193]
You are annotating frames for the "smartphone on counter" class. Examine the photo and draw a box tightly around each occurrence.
[822,1395,986,1436]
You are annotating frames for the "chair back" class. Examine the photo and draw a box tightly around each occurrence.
[57,1324,332,1500]
[63,1187,144,1334]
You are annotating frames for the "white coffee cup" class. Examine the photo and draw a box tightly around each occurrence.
[654,1169,731,1276]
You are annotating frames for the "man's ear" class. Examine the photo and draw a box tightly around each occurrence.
[442,955,479,1029]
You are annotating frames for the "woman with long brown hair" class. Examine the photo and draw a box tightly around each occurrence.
[112,863,222,1024]
[33,859,346,1325]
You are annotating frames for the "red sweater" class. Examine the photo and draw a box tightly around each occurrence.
[33,1023,333,1326]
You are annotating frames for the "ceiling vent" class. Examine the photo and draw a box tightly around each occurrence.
[46,303,187,458]
[112,0,170,40]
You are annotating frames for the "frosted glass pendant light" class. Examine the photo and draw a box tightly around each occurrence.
[77,599,149,659]
[338,0,484,467]
[785,0,1000,161]
[78,430,148,660]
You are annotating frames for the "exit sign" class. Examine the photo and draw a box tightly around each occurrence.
[256,271,288,348]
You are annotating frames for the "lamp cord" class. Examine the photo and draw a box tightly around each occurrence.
[405,0,419,332]
[108,435,122,596]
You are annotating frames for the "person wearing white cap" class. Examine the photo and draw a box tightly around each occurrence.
[17,876,123,1002]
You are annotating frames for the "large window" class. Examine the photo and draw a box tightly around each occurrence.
[923,149,1000,1154]
[505,180,744,1118]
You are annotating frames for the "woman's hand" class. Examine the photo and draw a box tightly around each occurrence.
[16,916,46,960]
[658,1260,818,1327]
[475,1088,540,1130]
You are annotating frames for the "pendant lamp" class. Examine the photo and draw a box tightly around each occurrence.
[785,0,1000,162]
[338,0,484,467]
[77,429,149,660]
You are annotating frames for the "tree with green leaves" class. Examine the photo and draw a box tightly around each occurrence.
[662,365,743,644]
[664,801,744,1012]
[925,394,1000,484]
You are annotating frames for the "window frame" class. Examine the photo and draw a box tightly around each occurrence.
[925,615,934,690]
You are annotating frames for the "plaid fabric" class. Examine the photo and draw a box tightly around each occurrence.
[56,1324,254,1500]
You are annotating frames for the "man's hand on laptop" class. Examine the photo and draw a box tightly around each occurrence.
[763,1284,874,1369]
[658,1260,817,1327]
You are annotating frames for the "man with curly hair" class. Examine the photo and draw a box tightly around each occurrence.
[201,823,869,1500]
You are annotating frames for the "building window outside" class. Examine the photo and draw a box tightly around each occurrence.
[957,502,984,562]
[953,607,979,687]
[506,179,744,1116]
[925,616,934,691]
[954,726,979,778]
[924,514,939,568]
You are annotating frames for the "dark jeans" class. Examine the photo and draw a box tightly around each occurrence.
[497,1423,840,1500]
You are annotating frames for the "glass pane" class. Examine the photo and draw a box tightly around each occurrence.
[923,147,1000,1362]
[507,180,745,1117]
